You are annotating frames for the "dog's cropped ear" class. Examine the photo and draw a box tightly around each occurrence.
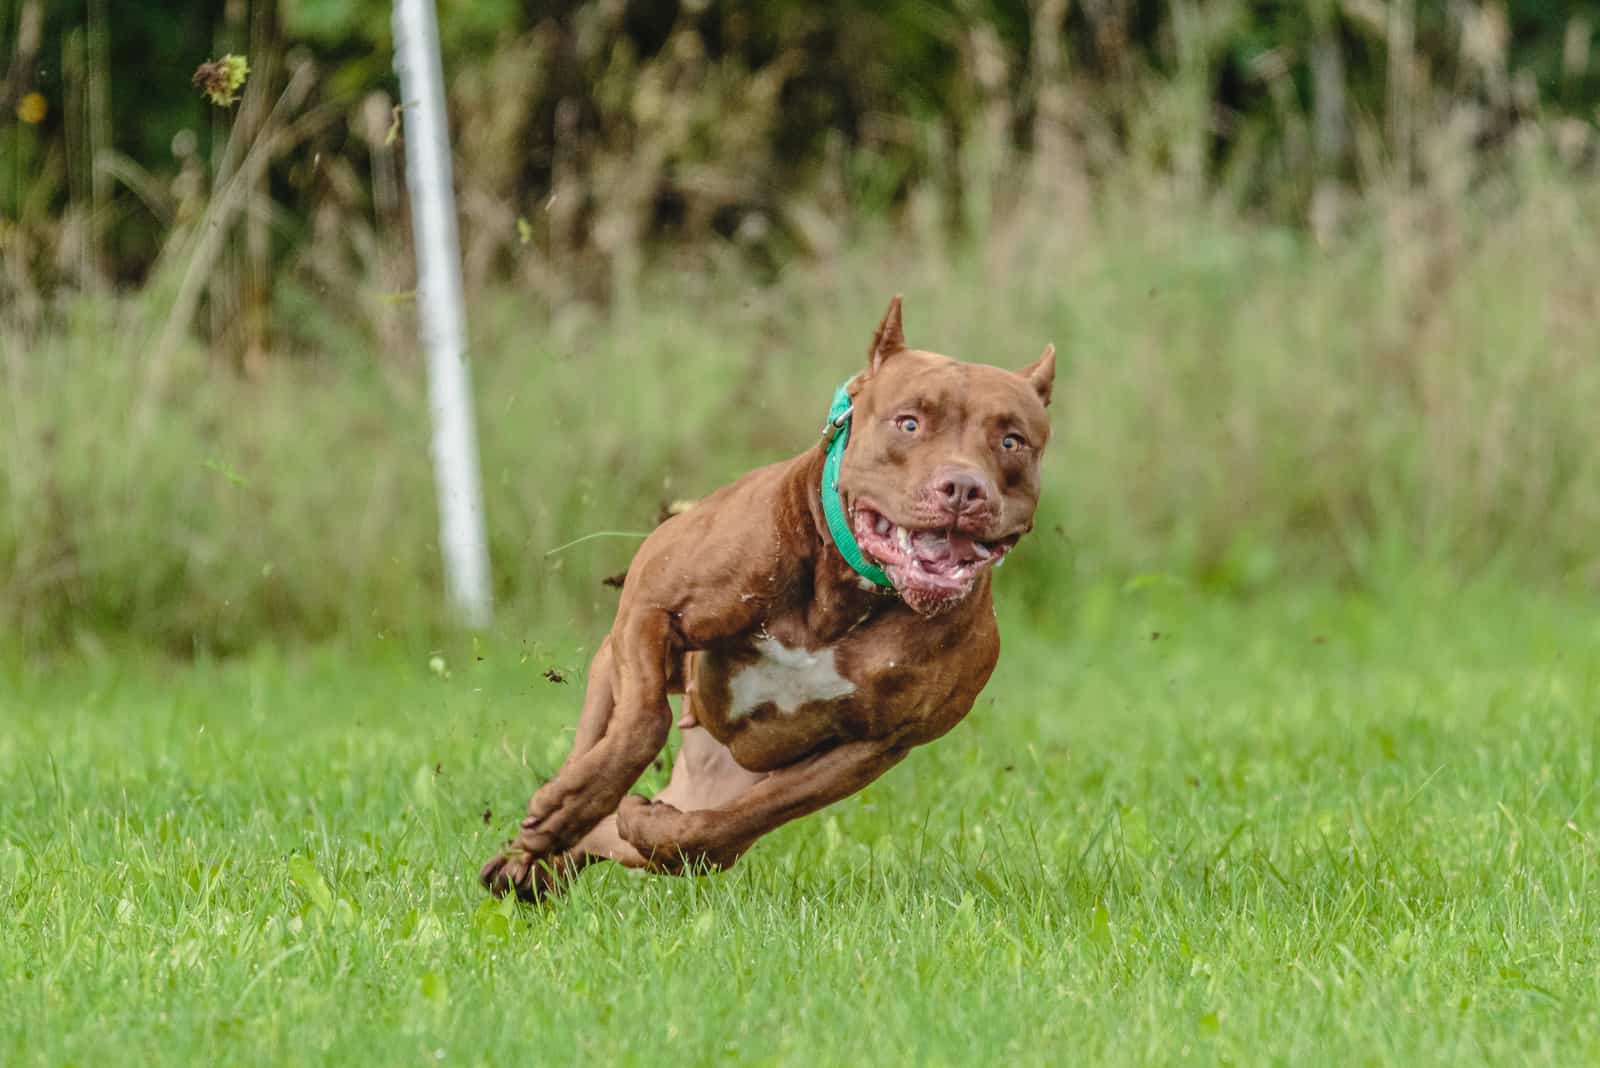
[1018,344,1055,407]
[866,295,907,375]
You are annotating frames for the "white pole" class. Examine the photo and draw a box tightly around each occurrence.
[393,0,492,628]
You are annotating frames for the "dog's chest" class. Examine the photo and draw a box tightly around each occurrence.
[686,609,984,770]
[691,624,908,738]
[724,637,857,720]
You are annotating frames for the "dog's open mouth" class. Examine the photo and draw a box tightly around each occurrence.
[850,503,1018,611]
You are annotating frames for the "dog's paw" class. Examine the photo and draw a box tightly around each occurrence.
[478,847,569,903]
[615,795,679,843]
[479,848,530,898]
[616,796,690,869]
[616,797,744,874]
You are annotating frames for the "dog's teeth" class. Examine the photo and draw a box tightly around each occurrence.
[896,527,912,553]
[974,543,992,560]
[877,517,891,536]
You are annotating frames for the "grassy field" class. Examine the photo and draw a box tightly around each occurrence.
[4,579,1598,1066]
[7,12,1598,1061]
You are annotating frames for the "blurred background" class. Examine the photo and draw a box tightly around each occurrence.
[2,0,1598,656]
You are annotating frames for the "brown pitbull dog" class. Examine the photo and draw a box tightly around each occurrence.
[481,296,1054,900]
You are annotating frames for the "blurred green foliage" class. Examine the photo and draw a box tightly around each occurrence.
[5,0,1599,295]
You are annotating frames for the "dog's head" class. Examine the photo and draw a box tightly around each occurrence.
[838,296,1054,616]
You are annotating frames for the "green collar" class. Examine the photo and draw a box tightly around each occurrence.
[820,378,894,589]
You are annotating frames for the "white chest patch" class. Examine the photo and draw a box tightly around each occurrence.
[727,638,856,721]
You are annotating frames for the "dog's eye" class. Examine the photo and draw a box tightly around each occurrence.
[1001,433,1025,452]
[896,416,920,433]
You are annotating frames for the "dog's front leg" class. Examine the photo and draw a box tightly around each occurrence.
[615,739,910,873]
[481,610,675,899]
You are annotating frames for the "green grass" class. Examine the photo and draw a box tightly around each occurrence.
[4,580,1599,1065]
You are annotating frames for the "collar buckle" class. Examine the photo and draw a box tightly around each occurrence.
[820,403,853,444]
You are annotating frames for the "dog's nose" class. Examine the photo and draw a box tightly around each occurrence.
[934,468,993,516]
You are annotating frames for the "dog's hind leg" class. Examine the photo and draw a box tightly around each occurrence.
[617,738,909,873]
[554,724,768,874]
[475,638,620,900]
[568,642,699,761]
[561,637,616,765]
[482,609,676,899]
[476,638,622,901]
[653,725,767,812]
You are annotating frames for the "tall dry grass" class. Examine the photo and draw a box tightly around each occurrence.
[5,138,1599,653]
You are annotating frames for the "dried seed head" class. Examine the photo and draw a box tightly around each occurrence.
[193,54,250,107]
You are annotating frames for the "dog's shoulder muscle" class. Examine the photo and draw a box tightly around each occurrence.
[616,453,819,647]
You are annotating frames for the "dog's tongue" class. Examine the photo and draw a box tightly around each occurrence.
[911,530,981,564]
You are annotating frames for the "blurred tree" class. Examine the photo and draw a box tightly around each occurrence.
[1,0,1595,323]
